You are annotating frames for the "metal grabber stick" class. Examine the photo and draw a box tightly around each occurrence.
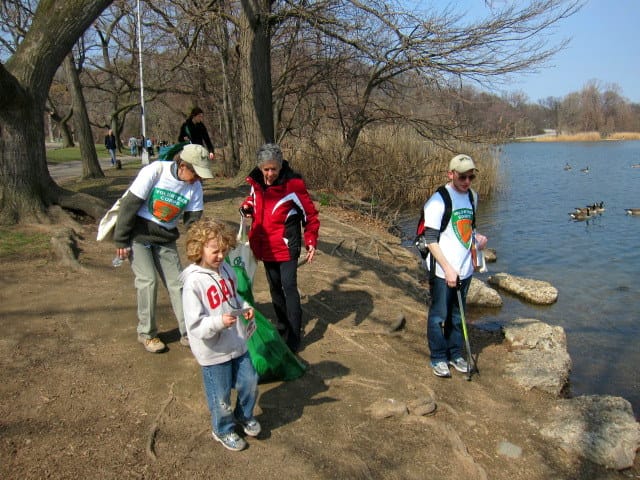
[456,276,476,381]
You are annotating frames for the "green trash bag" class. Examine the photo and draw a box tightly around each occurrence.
[157,141,190,161]
[229,260,306,382]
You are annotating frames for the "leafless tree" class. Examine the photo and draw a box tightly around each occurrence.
[64,51,104,179]
[0,0,114,225]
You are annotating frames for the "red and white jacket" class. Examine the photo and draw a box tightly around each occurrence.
[243,161,319,262]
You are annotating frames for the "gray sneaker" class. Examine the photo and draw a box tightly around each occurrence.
[432,361,451,378]
[179,335,190,347]
[137,334,166,353]
[449,357,470,373]
[241,419,261,437]
[212,431,246,451]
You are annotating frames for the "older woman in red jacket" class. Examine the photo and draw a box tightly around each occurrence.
[241,143,319,353]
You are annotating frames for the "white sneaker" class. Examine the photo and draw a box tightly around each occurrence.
[432,361,451,378]
[241,419,261,437]
[212,431,246,451]
[449,357,470,373]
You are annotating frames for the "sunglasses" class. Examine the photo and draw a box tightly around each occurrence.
[456,173,476,181]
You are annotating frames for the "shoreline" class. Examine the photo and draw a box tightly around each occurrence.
[513,131,640,142]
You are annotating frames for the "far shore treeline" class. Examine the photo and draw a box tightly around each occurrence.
[6,1,640,228]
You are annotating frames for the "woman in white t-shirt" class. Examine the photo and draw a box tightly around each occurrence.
[113,144,214,353]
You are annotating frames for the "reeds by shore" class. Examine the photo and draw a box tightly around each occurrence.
[289,127,500,214]
[528,131,640,142]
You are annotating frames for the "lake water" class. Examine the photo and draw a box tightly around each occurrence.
[401,141,640,416]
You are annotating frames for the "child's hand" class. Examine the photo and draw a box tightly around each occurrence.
[222,314,237,328]
[243,308,254,320]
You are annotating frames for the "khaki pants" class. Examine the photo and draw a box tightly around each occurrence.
[131,240,185,338]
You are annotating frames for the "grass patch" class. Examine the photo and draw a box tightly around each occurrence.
[46,145,108,164]
[0,227,51,259]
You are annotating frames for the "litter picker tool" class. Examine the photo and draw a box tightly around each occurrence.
[456,276,476,381]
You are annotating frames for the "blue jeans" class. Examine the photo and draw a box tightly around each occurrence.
[427,276,471,364]
[201,352,259,436]
[108,148,116,164]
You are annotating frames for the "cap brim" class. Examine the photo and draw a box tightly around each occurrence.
[192,164,214,179]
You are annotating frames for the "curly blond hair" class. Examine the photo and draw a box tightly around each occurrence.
[185,218,237,264]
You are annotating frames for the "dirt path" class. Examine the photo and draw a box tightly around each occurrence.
[0,170,636,479]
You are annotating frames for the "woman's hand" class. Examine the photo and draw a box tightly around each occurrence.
[115,247,131,260]
[305,245,316,263]
[243,308,254,320]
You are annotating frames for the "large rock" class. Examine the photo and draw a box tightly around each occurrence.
[502,318,571,396]
[540,395,640,470]
[466,277,503,307]
[483,248,497,263]
[487,272,558,305]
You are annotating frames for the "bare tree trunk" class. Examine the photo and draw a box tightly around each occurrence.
[215,14,241,176]
[63,54,105,180]
[238,0,275,174]
[0,100,58,224]
[50,108,75,147]
[0,0,113,225]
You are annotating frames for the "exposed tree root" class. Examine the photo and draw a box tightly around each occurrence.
[146,382,175,461]
[56,188,110,220]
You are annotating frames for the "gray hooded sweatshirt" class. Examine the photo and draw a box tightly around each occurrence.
[180,262,252,367]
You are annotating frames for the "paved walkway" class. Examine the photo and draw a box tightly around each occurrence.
[48,155,144,183]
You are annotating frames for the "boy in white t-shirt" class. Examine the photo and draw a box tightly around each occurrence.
[113,144,213,353]
[422,154,488,378]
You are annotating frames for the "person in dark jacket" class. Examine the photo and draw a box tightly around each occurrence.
[178,107,215,160]
[105,129,117,165]
[240,143,319,352]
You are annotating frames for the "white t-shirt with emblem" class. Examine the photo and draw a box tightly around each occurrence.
[423,184,476,280]
[129,161,204,229]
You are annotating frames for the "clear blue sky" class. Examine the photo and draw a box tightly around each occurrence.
[453,0,640,103]
[511,0,640,103]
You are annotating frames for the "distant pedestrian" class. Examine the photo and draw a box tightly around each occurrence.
[128,136,137,156]
[178,107,215,160]
[105,129,117,166]
[146,137,154,157]
[136,136,143,156]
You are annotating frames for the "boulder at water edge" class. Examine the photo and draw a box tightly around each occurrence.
[502,318,571,396]
[540,395,640,470]
[487,272,558,305]
[466,277,503,307]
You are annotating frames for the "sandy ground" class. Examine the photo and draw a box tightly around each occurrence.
[0,167,637,479]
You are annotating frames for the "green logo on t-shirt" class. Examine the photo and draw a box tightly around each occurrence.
[148,187,188,223]
[451,208,473,248]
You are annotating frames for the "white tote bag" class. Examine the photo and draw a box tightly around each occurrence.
[227,215,257,283]
[96,193,126,242]
[96,162,164,242]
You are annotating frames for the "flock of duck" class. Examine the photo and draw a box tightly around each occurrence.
[569,202,640,221]
[564,163,640,219]
[569,201,605,221]
[563,163,590,173]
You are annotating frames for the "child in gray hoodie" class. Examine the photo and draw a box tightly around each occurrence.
[181,219,260,452]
